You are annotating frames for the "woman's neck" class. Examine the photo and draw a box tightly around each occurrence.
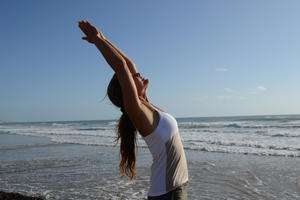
[140,91,149,102]
[139,96,149,103]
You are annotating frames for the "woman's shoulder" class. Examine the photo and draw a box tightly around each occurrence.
[130,102,161,137]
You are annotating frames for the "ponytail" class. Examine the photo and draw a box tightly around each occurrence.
[117,112,137,179]
[107,74,138,179]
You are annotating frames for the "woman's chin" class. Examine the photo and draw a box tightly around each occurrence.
[142,80,150,94]
[144,79,150,86]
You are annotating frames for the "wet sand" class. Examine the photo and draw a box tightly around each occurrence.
[0,191,44,200]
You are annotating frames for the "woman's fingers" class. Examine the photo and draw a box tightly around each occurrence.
[86,21,93,26]
[82,26,90,35]
[78,22,87,34]
[79,21,89,39]
[78,20,100,43]
[80,24,91,37]
[79,23,92,35]
[79,21,98,34]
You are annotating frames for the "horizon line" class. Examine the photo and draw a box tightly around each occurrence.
[1,113,300,123]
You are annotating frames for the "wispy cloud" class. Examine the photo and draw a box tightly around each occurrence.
[224,88,234,93]
[215,68,228,72]
[249,86,267,94]
[217,95,246,101]
[217,95,232,100]
[256,86,267,91]
[218,85,267,101]
[218,88,246,101]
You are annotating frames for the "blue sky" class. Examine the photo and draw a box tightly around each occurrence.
[1,0,300,122]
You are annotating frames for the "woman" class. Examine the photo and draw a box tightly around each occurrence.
[78,20,188,200]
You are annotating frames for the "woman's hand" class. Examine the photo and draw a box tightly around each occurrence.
[78,20,106,44]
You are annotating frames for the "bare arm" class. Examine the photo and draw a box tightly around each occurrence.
[93,37,126,73]
[80,21,138,74]
[78,21,142,115]
[83,24,138,74]
[104,39,138,74]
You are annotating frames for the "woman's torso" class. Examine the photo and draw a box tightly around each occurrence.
[141,104,189,197]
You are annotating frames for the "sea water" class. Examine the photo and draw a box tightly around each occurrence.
[0,115,300,199]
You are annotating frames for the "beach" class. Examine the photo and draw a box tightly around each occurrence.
[0,115,300,199]
[2,0,300,199]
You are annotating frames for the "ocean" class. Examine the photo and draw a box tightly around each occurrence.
[0,114,300,199]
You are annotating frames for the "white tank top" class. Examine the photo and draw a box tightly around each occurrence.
[143,110,189,196]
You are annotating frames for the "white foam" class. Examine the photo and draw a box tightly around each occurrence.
[1,117,299,158]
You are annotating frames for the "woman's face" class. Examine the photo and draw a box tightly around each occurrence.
[132,72,149,97]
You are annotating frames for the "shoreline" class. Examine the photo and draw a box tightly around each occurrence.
[2,113,300,124]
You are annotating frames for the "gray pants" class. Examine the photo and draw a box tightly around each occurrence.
[148,182,188,200]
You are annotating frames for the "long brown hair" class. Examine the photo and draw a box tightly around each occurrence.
[107,73,137,179]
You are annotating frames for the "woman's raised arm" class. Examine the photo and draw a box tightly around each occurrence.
[104,39,138,74]
[78,21,142,115]
[78,21,125,73]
